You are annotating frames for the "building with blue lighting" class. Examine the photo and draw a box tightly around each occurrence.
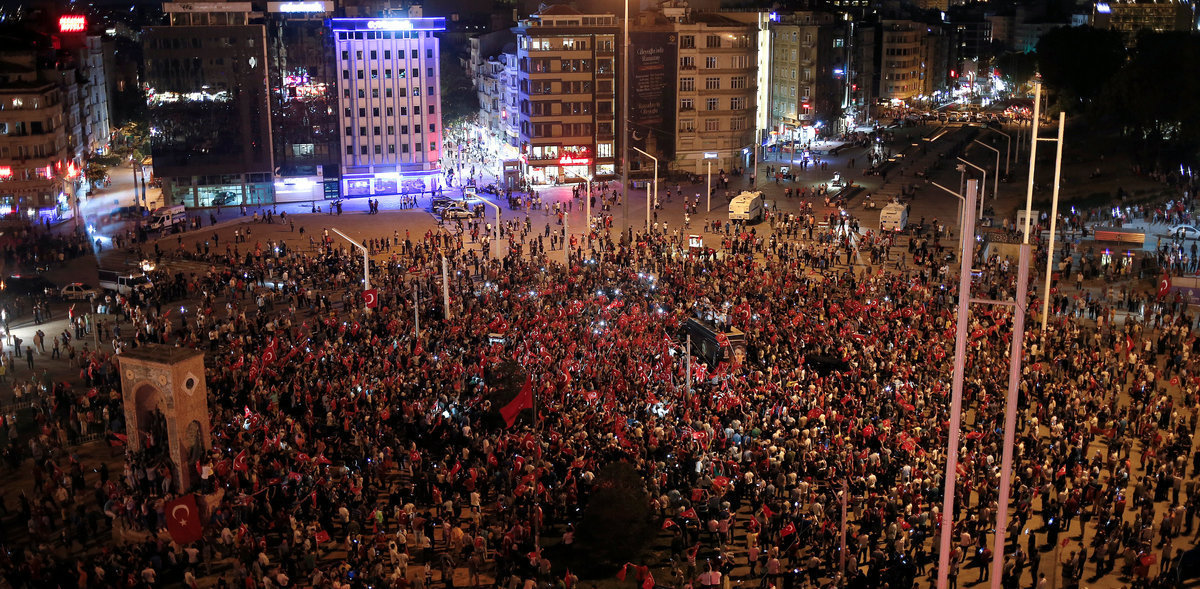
[331,17,445,198]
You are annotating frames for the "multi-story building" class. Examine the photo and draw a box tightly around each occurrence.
[144,2,275,207]
[876,20,925,105]
[82,36,111,155]
[514,5,619,184]
[666,7,758,174]
[1094,0,1195,44]
[265,1,339,180]
[767,11,845,144]
[331,17,445,198]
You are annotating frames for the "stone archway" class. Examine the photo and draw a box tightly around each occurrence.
[133,383,165,447]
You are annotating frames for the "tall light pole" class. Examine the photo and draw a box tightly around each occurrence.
[704,152,718,213]
[620,0,630,230]
[935,179,978,589]
[1038,112,1068,333]
[632,146,657,231]
[565,170,592,233]
[972,140,1001,204]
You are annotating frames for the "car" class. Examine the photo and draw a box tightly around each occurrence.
[59,282,100,300]
[431,197,461,212]
[211,191,237,206]
[440,205,474,219]
[1170,225,1200,239]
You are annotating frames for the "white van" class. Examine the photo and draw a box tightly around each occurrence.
[728,191,764,223]
[880,202,909,232]
[147,205,187,232]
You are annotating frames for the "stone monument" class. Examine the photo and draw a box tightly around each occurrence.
[118,344,211,491]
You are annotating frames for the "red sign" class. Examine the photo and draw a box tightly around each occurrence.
[0,166,10,178]
[558,155,591,166]
[58,15,87,33]
[363,288,379,308]
[164,494,204,545]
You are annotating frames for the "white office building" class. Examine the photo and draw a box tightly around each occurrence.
[331,17,445,197]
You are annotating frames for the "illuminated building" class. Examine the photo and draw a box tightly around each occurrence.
[514,5,619,183]
[331,16,445,197]
[1093,0,1195,45]
[144,2,275,207]
[766,12,845,145]
[265,1,339,179]
[0,23,103,221]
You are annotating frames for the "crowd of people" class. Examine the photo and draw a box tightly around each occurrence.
[0,164,1198,589]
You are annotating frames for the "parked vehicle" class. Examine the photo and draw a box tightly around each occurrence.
[98,270,152,295]
[880,202,909,232]
[147,205,187,232]
[440,205,475,219]
[59,282,100,300]
[728,191,764,223]
[1170,224,1200,239]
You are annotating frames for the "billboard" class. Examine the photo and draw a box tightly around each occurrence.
[629,32,677,160]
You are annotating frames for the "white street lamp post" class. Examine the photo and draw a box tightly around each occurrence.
[957,157,987,219]
[632,146,658,231]
[972,140,1001,204]
[330,227,371,313]
[476,195,502,258]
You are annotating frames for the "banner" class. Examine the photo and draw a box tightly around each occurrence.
[165,494,205,545]
[629,32,678,159]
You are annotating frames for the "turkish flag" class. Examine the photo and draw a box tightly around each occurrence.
[165,494,205,545]
[1159,273,1172,298]
[662,519,677,529]
[233,450,249,472]
[761,504,774,518]
[363,288,379,308]
[262,337,279,365]
[781,522,796,537]
[315,529,331,544]
[680,507,698,519]
[499,374,534,427]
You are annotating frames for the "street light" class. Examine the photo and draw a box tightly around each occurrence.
[972,140,1001,203]
[704,151,719,213]
[565,169,592,235]
[475,195,502,258]
[956,157,986,219]
[984,128,1012,176]
[330,227,371,313]
[631,146,657,231]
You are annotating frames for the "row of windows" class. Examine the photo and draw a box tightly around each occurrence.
[344,141,437,156]
[677,34,752,49]
[345,123,437,136]
[343,103,437,118]
[342,68,435,80]
[523,122,595,138]
[679,56,752,70]
[342,49,434,61]
[678,117,747,132]
[342,87,437,101]
[679,97,748,111]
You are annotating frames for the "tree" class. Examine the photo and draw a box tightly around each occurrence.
[574,461,652,566]
[994,51,1038,92]
[1036,26,1125,112]
[439,51,479,131]
[1103,31,1200,161]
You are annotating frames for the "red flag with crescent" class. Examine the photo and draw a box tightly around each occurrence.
[1159,273,1172,298]
[165,494,204,544]
[233,449,249,472]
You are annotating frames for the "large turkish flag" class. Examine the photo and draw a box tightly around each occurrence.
[165,494,204,545]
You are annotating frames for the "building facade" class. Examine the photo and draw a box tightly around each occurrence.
[331,17,445,198]
[144,2,275,207]
[265,1,340,181]
[1095,0,1195,44]
[514,5,619,184]
[767,11,845,145]
[667,9,758,174]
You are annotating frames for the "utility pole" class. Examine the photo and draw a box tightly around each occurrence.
[621,0,630,230]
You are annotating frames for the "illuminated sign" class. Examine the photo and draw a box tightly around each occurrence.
[703,152,719,159]
[0,166,11,178]
[330,17,446,32]
[58,15,87,33]
[559,156,591,166]
[277,1,325,11]
[367,19,414,30]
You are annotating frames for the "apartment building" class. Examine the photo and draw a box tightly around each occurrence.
[667,8,758,174]
[767,11,845,143]
[514,5,619,184]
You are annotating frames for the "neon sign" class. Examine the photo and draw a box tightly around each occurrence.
[367,20,414,30]
[559,156,591,166]
[278,1,324,11]
[0,166,11,178]
[58,15,87,33]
